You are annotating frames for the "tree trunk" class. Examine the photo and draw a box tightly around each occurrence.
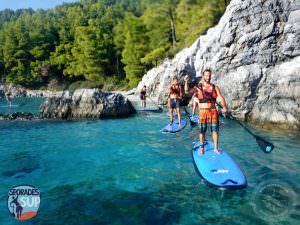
[168,8,177,48]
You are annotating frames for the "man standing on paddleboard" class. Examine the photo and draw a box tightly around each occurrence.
[168,76,183,125]
[184,69,227,155]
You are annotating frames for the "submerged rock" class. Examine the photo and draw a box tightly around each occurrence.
[39,89,136,119]
[136,0,300,129]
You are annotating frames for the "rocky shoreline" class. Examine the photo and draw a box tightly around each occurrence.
[1,0,300,130]
[0,87,136,120]
[0,84,299,130]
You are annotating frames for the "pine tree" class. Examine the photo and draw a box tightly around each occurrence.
[121,14,149,87]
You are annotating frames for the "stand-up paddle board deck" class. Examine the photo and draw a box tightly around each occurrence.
[161,119,187,133]
[166,111,178,117]
[136,108,163,113]
[192,141,247,189]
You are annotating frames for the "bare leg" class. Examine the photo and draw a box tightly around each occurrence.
[169,99,173,124]
[212,131,221,154]
[199,132,205,155]
[176,107,181,125]
[169,108,173,124]
[192,99,197,116]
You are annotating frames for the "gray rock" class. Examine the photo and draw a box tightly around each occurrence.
[136,0,300,129]
[39,89,136,119]
[0,112,36,120]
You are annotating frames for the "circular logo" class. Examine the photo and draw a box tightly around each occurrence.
[251,180,296,222]
[7,184,41,220]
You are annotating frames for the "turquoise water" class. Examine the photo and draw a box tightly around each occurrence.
[0,97,44,115]
[0,100,299,225]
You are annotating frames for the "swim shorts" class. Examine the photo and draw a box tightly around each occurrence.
[198,108,219,133]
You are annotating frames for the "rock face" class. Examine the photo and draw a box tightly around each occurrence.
[0,112,36,120]
[136,0,300,129]
[40,89,136,119]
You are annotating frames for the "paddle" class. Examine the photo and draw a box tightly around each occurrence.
[183,107,198,126]
[216,102,274,153]
[146,95,163,111]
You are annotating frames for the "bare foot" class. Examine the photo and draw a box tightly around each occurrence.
[214,149,222,154]
[198,148,205,155]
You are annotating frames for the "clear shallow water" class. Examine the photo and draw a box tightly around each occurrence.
[0,102,299,225]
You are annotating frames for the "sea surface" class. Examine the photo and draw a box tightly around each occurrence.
[0,99,299,225]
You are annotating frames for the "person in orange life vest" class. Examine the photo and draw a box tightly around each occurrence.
[168,76,183,125]
[184,69,227,155]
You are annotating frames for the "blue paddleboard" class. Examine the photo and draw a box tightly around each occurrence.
[161,119,187,133]
[190,114,199,124]
[136,108,163,113]
[166,111,177,117]
[192,141,247,189]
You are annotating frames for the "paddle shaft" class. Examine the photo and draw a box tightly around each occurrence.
[146,95,162,110]
[215,102,274,153]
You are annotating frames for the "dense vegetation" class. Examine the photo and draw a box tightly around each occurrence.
[0,0,229,90]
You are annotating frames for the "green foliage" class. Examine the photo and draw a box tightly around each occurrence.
[121,13,149,88]
[67,80,103,91]
[0,0,229,89]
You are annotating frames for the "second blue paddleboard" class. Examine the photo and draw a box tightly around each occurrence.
[161,119,187,133]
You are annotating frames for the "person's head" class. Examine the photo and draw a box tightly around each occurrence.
[143,85,146,89]
[172,76,179,85]
[202,69,212,83]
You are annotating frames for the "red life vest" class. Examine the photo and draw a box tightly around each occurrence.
[196,83,217,103]
[169,85,181,95]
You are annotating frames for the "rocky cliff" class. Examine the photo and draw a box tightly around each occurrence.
[40,89,136,119]
[136,0,300,129]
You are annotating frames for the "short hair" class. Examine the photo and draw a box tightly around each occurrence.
[173,76,178,80]
[143,85,146,88]
[203,69,211,75]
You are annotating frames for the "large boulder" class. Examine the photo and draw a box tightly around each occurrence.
[136,0,300,129]
[39,89,136,119]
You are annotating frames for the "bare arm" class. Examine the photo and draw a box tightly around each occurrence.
[184,75,191,94]
[179,85,183,99]
[215,86,227,112]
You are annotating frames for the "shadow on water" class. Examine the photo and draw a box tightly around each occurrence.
[28,179,274,225]
[33,184,181,225]
[1,151,40,177]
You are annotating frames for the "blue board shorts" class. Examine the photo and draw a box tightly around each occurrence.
[170,99,180,109]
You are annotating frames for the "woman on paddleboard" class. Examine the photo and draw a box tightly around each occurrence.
[184,69,227,155]
[140,85,147,108]
[168,76,183,125]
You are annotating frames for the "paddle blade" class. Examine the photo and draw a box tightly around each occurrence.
[255,135,274,153]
